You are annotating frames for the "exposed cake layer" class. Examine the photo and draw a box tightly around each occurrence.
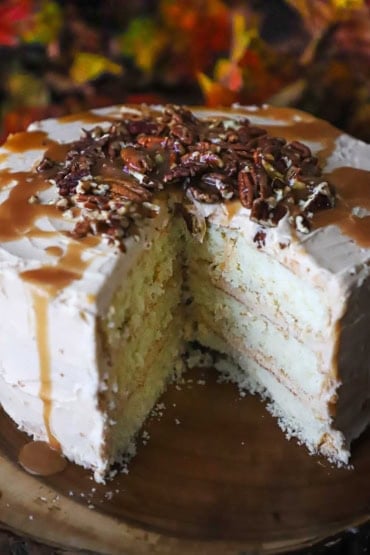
[191,326,349,464]
[98,219,185,477]
[0,170,182,477]
[185,223,344,461]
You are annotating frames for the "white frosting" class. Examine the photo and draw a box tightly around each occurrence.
[0,104,368,478]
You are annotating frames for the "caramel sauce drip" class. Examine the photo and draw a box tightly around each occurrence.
[19,440,67,476]
[5,130,51,153]
[0,129,97,456]
[45,246,64,257]
[29,291,58,448]
[314,167,370,247]
[22,238,98,296]
[21,240,98,449]
[225,199,242,221]
[58,110,119,124]
[0,169,60,241]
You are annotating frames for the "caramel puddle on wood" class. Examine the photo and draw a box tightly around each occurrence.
[18,441,67,476]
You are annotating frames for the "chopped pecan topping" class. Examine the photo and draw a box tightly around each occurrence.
[120,146,154,173]
[37,104,336,248]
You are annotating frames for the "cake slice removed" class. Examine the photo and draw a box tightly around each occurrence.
[0,104,368,480]
[186,212,370,464]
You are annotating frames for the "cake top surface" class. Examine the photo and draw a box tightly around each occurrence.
[0,103,369,307]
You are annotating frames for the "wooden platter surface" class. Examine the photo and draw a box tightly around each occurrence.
[0,367,369,554]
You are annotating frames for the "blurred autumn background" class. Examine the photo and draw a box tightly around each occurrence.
[0,0,369,142]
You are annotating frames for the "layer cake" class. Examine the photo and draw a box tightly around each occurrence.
[0,104,369,481]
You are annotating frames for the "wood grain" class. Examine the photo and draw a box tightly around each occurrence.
[0,367,369,554]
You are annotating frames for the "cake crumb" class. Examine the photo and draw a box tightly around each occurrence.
[151,401,166,419]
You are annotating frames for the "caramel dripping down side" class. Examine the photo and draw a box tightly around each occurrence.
[314,167,370,248]
[21,240,98,450]
[0,129,99,459]
[33,290,57,448]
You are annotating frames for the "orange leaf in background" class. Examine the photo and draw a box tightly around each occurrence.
[333,5,370,60]
[215,13,260,92]
[160,0,230,75]
[230,12,257,64]
[70,53,123,85]
[0,0,32,46]
[1,106,48,143]
[119,17,167,73]
[22,0,62,45]
[214,59,243,92]
[199,11,267,106]
[198,72,239,107]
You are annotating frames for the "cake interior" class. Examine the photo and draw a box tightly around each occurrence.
[94,210,369,479]
[97,216,185,469]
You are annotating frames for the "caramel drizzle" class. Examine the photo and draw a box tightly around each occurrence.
[5,130,52,153]
[0,131,97,450]
[314,167,370,247]
[45,246,64,257]
[33,291,56,447]
[21,241,97,448]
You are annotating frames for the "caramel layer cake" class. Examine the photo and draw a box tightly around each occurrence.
[0,104,369,481]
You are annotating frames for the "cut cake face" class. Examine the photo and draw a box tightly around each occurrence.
[0,104,369,481]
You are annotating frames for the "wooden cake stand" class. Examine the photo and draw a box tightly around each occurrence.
[0,367,369,554]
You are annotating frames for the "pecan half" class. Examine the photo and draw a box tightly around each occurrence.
[238,169,255,208]
[110,178,152,202]
[120,146,154,173]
